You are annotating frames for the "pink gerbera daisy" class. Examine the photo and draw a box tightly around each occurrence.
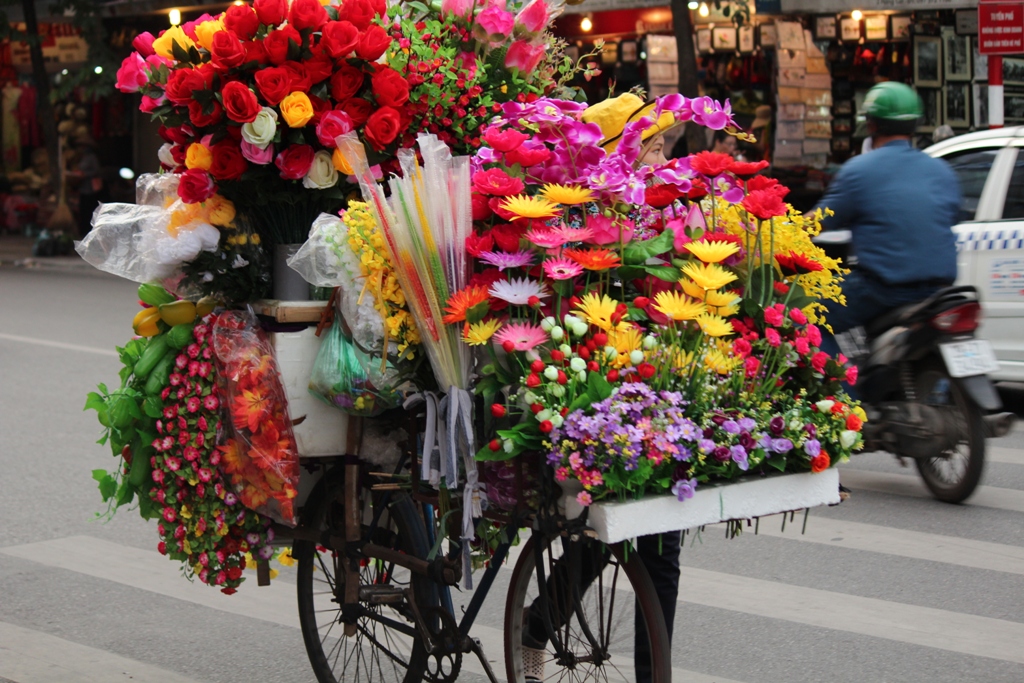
[553,226,594,243]
[543,257,584,280]
[525,229,566,249]
[493,323,549,351]
[479,250,535,271]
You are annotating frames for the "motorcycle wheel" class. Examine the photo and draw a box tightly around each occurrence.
[913,361,986,503]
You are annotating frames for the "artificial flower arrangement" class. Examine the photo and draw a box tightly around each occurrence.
[435,94,865,508]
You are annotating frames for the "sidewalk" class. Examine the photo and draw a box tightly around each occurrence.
[0,234,96,272]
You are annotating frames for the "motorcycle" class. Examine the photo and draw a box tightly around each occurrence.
[816,232,1015,503]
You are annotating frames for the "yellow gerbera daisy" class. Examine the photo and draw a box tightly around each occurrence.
[710,303,741,317]
[575,292,619,331]
[652,291,705,322]
[681,262,738,291]
[499,194,562,221]
[695,312,734,337]
[607,324,643,367]
[463,319,503,346]
[539,184,596,206]
[704,289,739,308]
[704,349,741,374]
[683,240,740,264]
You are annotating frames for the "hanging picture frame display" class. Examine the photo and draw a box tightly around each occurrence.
[815,16,837,40]
[975,48,989,81]
[1006,89,1024,124]
[944,82,970,127]
[777,21,805,51]
[973,83,988,128]
[1004,58,1024,87]
[713,27,738,51]
[918,88,941,132]
[739,25,755,53]
[620,40,637,63]
[891,15,912,40]
[697,28,712,53]
[914,36,942,88]
[942,28,971,81]
[760,23,777,48]
[865,15,888,41]
[840,17,861,42]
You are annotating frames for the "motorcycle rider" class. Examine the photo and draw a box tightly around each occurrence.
[814,82,960,359]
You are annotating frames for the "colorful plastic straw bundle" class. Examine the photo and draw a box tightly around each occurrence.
[335,133,473,393]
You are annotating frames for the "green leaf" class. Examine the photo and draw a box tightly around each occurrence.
[142,396,164,419]
[92,469,108,483]
[615,265,646,281]
[115,479,135,507]
[96,472,117,501]
[766,454,787,472]
[642,263,682,282]
[170,39,191,63]
[623,229,673,265]
[586,371,613,402]
[476,441,519,461]
[84,392,106,413]
[568,393,593,414]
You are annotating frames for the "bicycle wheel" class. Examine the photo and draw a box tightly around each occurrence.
[296,474,434,683]
[504,531,672,683]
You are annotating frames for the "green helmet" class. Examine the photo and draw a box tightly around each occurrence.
[861,82,923,121]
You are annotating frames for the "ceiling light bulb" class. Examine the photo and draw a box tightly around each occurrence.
[851,9,863,21]
[580,16,593,32]
[688,1,699,9]
[698,3,710,17]
[169,8,181,25]
[94,65,103,74]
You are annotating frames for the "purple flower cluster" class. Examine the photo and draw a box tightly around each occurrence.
[696,414,768,473]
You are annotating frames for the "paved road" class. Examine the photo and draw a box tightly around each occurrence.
[2,265,1023,683]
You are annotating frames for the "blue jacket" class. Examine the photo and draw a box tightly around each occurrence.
[814,140,960,285]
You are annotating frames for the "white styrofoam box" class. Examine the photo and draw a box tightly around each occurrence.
[270,327,349,457]
[564,469,840,544]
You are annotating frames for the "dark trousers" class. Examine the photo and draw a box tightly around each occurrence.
[634,532,681,683]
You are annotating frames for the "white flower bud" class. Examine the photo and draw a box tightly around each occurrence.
[563,314,581,327]
[559,344,573,356]
[540,316,557,332]
[643,335,657,350]
[543,366,559,381]
[536,409,553,422]
[572,322,589,337]
[569,357,587,373]
[524,391,538,404]
[550,326,565,341]
[577,370,588,382]
[629,350,645,366]
[503,439,515,453]
[840,430,858,449]
[548,384,566,398]
[550,413,564,428]
[604,346,618,360]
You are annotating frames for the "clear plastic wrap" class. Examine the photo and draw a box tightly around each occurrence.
[136,173,180,207]
[308,317,403,417]
[211,310,300,526]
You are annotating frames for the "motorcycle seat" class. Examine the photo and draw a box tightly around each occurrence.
[865,301,927,338]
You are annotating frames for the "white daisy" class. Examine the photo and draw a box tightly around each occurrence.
[488,277,550,306]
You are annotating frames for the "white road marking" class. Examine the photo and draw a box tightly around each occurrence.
[756,515,1024,576]
[988,446,1024,465]
[0,332,118,357]
[838,468,1024,513]
[0,536,745,683]
[0,620,201,683]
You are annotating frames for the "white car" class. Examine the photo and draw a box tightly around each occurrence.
[925,128,1024,382]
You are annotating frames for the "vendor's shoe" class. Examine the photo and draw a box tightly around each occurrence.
[522,645,545,682]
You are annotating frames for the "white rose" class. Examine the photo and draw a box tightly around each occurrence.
[302,150,338,190]
[157,143,176,167]
[241,107,278,149]
[840,430,859,449]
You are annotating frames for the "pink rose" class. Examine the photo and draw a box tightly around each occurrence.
[132,31,156,57]
[140,95,165,113]
[115,53,148,93]
[763,304,785,327]
[586,214,635,246]
[811,351,830,374]
[516,0,549,33]
[806,324,822,347]
[845,365,859,385]
[794,336,810,356]
[316,110,353,148]
[440,0,474,16]
[504,40,546,72]
[790,307,808,325]
[475,6,515,43]
[241,140,274,165]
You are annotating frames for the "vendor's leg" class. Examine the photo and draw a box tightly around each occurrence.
[522,538,609,649]
[819,271,893,359]
[634,531,681,683]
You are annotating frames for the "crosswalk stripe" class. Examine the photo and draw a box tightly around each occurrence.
[988,446,1024,465]
[0,620,200,683]
[838,468,1024,513]
[676,566,1024,664]
[1,536,745,683]
[756,515,1024,576]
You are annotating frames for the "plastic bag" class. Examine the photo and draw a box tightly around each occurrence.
[136,173,180,207]
[309,317,404,417]
[211,310,301,526]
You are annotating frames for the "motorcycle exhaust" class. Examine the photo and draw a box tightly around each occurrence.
[983,412,1016,439]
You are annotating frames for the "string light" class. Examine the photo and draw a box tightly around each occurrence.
[851,9,863,21]
[580,15,593,32]
[698,3,710,18]
[169,8,181,25]
[688,1,699,9]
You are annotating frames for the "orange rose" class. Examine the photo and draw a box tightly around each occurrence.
[811,452,831,473]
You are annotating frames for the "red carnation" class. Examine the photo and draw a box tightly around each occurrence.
[747,174,790,198]
[224,4,260,40]
[728,159,769,179]
[689,151,734,178]
[289,0,328,30]
[505,143,550,167]
[221,81,261,123]
[320,20,359,58]
[254,0,287,26]
[466,230,494,257]
[687,178,708,200]
[741,189,788,220]
[275,144,316,180]
[371,67,410,108]
[354,24,390,61]
[177,168,216,204]
[264,25,301,65]
[472,168,524,196]
[645,184,684,209]
[329,63,365,103]
[254,67,292,105]
[482,126,528,153]
[364,106,402,150]
[209,143,248,181]
[340,97,373,127]
[491,222,527,252]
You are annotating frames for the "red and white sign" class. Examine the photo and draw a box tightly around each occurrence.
[979,2,1024,55]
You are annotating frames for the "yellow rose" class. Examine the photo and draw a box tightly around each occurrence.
[185,142,213,171]
[206,195,237,227]
[332,147,354,175]
[193,19,225,51]
[152,26,196,60]
[279,92,314,128]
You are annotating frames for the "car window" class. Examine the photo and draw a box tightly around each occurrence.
[941,148,999,222]
[1002,152,1024,219]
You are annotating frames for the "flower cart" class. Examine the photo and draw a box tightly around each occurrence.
[78,1,866,681]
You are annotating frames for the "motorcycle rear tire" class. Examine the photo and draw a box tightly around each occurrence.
[913,361,986,504]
